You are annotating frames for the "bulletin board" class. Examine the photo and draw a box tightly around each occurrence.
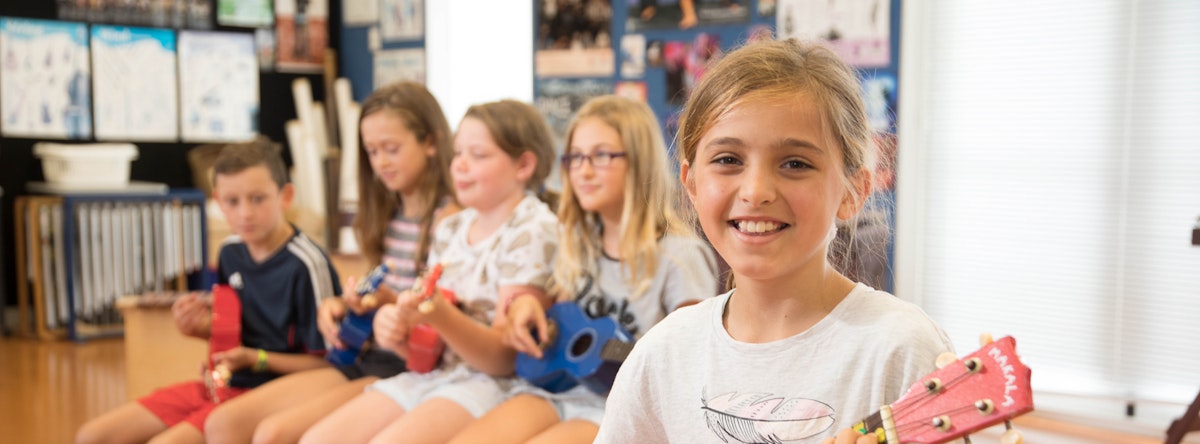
[532,0,902,291]
[338,0,426,101]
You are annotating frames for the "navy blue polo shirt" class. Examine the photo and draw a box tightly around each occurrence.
[216,228,341,388]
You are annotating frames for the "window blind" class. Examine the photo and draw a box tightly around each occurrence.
[896,0,1200,422]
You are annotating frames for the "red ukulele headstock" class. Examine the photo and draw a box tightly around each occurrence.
[883,336,1033,443]
[407,263,456,373]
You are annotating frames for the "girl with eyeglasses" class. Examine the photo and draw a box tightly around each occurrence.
[448,95,720,444]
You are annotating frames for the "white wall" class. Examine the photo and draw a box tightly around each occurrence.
[426,1,534,128]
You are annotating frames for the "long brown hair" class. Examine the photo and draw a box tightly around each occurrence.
[353,82,456,269]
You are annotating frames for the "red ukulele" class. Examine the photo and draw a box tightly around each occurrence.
[852,335,1033,443]
[204,284,240,403]
[405,264,457,373]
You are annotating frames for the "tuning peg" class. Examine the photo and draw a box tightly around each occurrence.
[1000,428,1023,444]
[1000,420,1023,444]
[935,352,958,369]
[979,333,994,346]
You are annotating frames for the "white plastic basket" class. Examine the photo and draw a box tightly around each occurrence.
[34,143,139,188]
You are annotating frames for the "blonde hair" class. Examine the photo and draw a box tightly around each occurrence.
[553,95,689,300]
[677,38,872,198]
[676,39,874,289]
[354,81,456,269]
[462,99,559,207]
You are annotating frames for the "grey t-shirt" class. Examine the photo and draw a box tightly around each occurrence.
[596,284,954,443]
[571,233,720,338]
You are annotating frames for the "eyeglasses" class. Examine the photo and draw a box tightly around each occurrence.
[560,151,628,169]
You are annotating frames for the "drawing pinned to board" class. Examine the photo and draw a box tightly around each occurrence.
[535,0,613,78]
[343,0,381,26]
[615,81,648,102]
[776,0,890,67]
[254,27,276,71]
[661,33,720,106]
[276,0,328,73]
[626,0,749,32]
[373,48,425,88]
[862,73,896,132]
[178,30,259,142]
[58,0,211,29]
[620,34,646,78]
[218,0,275,28]
[380,0,423,42]
[91,25,179,141]
[0,18,92,140]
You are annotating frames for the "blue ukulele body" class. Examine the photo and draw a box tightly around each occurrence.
[515,302,634,395]
[326,263,389,366]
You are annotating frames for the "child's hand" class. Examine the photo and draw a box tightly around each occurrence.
[210,346,255,372]
[820,428,876,444]
[341,275,377,314]
[503,294,551,359]
[317,297,347,349]
[172,292,210,338]
[373,297,418,353]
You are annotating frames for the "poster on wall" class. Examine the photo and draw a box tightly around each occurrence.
[218,0,275,28]
[776,0,890,67]
[373,48,425,88]
[57,0,212,29]
[620,33,646,78]
[535,0,613,77]
[343,0,381,26]
[91,25,179,141]
[0,18,92,140]
[625,0,749,32]
[275,0,328,72]
[658,33,720,106]
[178,30,259,142]
[380,0,423,42]
[254,27,276,71]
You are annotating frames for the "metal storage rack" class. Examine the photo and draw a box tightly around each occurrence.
[14,188,207,340]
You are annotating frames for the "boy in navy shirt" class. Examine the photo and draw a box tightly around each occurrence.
[77,139,340,444]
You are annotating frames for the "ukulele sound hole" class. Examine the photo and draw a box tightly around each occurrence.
[570,332,595,358]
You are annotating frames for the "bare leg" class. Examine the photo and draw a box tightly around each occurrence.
[527,419,600,444]
[300,391,403,444]
[76,402,166,444]
[253,377,377,444]
[369,397,474,444]
[146,422,204,444]
[205,367,350,443]
[447,394,559,444]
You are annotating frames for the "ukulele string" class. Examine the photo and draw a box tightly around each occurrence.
[891,404,980,434]
[888,367,975,427]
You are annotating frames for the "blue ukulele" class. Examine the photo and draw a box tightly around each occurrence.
[326,262,390,366]
[515,302,635,395]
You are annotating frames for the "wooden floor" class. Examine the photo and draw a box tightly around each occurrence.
[1,336,126,444]
[0,335,1191,443]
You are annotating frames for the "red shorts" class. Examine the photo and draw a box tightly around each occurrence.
[137,380,251,431]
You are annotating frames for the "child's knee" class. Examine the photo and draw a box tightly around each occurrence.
[251,416,288,444]
[205,408,247,441]
[74,421,106,444]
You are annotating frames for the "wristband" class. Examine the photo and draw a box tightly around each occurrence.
[253,349,268,372]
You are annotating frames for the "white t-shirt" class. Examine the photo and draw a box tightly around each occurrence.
[428,192,559,368]
[596,284,954,444]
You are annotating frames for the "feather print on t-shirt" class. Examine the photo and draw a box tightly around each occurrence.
[702,391,835,443]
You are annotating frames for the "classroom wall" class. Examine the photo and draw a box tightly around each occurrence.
[0,2,339,310]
